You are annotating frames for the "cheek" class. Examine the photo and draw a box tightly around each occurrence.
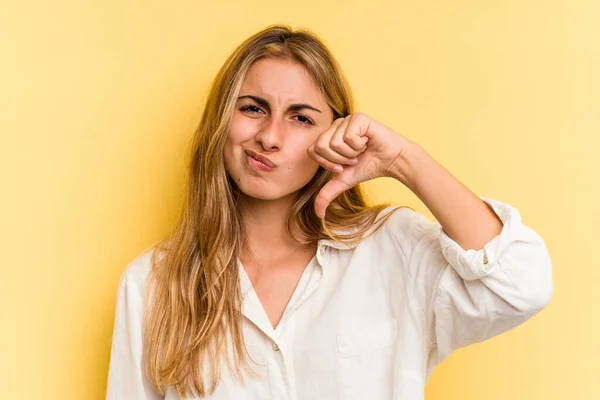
[227,117,254,144]
[224,118,253,162]
[287,137,320,170]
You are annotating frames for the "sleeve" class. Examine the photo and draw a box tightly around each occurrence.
[106,257,165,400]
[398,196,554,368]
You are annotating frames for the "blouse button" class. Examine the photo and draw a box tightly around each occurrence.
[319,248,325,256]
[272,342,280,351]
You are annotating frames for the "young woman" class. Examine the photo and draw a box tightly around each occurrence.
[106,24,554,400]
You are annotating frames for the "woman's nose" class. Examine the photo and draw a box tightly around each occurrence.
[255,117,284,151]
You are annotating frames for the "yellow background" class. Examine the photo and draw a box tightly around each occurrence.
[1,0,597,398]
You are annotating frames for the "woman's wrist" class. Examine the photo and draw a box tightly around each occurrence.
[385,139,429,191]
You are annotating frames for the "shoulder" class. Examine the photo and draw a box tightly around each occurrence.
[117,243,166,296]
[327,205,441,253]
[350,205,443,260]
[374,205,440,241]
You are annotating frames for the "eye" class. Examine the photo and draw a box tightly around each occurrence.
[240,105,313,126]
[294,114,314,126]
[240,105,263,114]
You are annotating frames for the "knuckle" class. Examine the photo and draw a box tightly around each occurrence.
[315,142,328,153]
[342,132,357,142]
[330,140,344,151]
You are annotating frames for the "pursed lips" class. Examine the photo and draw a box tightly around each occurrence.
[245,149,276,169]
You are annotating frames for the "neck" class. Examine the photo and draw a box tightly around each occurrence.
[238,192,314,260]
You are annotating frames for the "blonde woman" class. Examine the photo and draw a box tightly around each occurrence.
[106,24,554,400]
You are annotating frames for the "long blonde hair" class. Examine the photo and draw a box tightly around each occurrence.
[143,24,411,397]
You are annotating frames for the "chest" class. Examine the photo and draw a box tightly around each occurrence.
[242,250,317,329]
[232,258,420,400]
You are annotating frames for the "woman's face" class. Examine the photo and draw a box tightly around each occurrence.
[224,57,334,202]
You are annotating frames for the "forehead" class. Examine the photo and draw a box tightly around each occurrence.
[241,58,327,106]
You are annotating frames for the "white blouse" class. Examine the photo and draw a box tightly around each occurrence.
[106,196,554,400]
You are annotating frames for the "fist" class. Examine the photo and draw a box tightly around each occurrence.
[307,112,413,218]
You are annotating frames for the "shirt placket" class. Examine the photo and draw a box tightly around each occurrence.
[275,245,328,400]
[239,245,329,400]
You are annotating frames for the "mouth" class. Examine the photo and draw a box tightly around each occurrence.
[245,149,276,171]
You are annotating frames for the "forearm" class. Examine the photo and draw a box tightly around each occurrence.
[387,141,503,251]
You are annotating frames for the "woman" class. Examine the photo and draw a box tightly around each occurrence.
[106,24,553,399]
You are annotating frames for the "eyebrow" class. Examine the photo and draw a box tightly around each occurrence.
[237,95,322,113]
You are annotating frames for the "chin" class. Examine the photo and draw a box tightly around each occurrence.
[226,166,314,201]
[234,178,289,201]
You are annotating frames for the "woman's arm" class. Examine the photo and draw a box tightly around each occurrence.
[307,112,554,369]
[386,142,554,370]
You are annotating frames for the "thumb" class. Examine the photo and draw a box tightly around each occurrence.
[314,175,353,219]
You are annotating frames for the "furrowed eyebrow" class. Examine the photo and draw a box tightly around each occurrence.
[237,95,322,113]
